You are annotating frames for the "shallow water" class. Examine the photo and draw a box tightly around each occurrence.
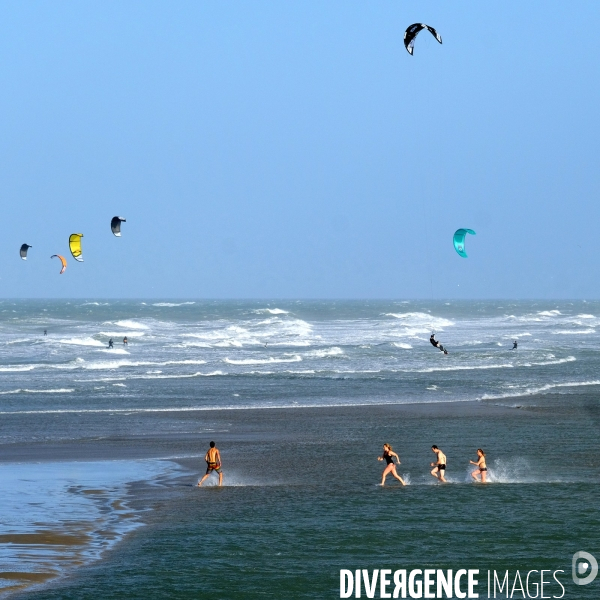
[1,300,599,598]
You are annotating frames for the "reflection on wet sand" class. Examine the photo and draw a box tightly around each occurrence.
[0,460,177,597]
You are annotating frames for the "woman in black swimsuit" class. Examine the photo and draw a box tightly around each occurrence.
[470,448,488,483]
[378,444,406,486]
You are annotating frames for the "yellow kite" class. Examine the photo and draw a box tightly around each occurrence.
[69,234,84,262]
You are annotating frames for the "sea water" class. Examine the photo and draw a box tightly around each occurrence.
[1,300,599,598]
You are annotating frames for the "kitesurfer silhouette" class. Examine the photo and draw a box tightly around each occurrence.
[430,333,448,354]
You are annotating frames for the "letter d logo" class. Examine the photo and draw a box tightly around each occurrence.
[572,551,598,585]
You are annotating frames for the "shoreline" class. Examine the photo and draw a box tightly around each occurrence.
[0,460,182,598]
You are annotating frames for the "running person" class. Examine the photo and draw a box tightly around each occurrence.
[378,444,406,486]
[198,441,223,487]
[430,445,447,483]
[470,449,488,483]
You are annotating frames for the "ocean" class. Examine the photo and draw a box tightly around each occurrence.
[1,300,599,599]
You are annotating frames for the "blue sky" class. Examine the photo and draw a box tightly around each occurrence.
[1,1,599,299]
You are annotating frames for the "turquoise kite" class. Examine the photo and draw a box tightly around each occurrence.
[453,229,476,258]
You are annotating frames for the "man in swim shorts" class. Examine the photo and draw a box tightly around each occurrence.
[198,441,223,487]
[430,445,447,483]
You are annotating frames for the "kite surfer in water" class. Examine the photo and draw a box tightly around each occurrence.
[108,338,114,349]
[512,340,518,350]
[430,333,448,355]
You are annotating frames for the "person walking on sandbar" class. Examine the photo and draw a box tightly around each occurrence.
[470,448,488,483]
[198,441,223,487]
[378,443,406,486]
[430,445,447,483]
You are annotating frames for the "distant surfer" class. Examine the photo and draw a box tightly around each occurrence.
[378,443,406,486]
[512,340,518,350]
[43,329,47,336]
[430,333,449,355]
[123,337,128,345]
[470,449,488,483]
[108,338,114,349]
[198,441,223,487]
[430,445,447,483]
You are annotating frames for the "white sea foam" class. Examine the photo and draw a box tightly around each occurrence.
[392,342,412,349]
[58,337,105,347]
[224,355,302,365]
[385,312,454,329]
[412,355,575,374]
[414,363,515,373]
[46,358,208,371]
[140,370,226,379]
[304,347,344,358]
[172,342,213,348]
[0,365,36,372]
[478,458,567,484]
[0,388,74,395]
[152,302,196,307]
[99,331,146,338]
[253,308,289,315]
[98,349,130,355]
[481,379,600,401]
[552,329,595,335]
[113,320,150,330]
[0,396,475,415]
[176,317,313,348]
[523,356,576,367]
[537,310,561,317]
